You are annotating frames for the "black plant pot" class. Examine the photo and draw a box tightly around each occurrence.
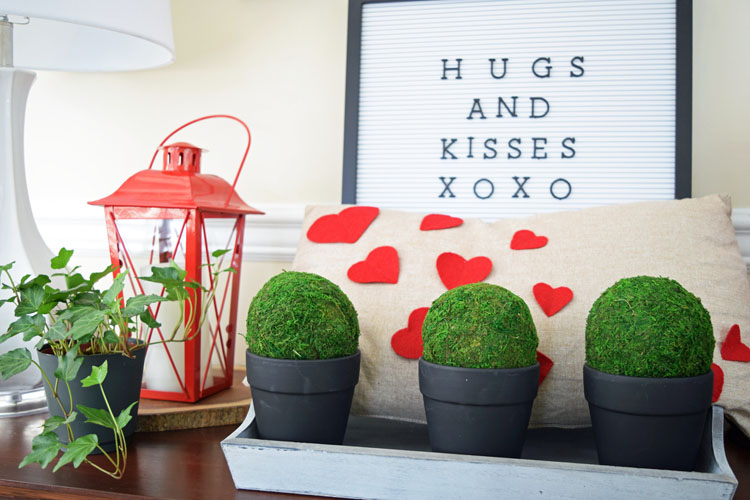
[583,364,713,471]
[246,350,360,445]
[38,345,147,454]
[419,358,539,457]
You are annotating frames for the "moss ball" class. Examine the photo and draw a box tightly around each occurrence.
[245,271,359,360]
[585,276,714,377]
[422,283,539,369]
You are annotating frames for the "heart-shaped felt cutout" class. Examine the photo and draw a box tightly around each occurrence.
[537,351,553,386]
[347,246,399,284]
[533,283,573,317]
[721,324,750,362]
[436,252,492,290]
[391,307,429,359]
[307,206,379,243]
[510,229,548,250]
[711,363,724,403]
[420,214,464,231]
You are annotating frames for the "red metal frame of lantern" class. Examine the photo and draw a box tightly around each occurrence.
[90,115,263,403]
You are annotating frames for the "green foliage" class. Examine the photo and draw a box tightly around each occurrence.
[422,283,539,369]
[245,271,359,360]
[0,246,232,479]
[585,276,715,377]
[0,348,32,379]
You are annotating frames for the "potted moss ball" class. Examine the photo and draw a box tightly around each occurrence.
[245,271,360,445]
[584,275,715,471]
[419,283,539,458]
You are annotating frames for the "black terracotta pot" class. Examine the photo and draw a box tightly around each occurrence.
[246,349,360,445]
[419,358,539,457]
[583,364,713,471]
[38,344,147,453]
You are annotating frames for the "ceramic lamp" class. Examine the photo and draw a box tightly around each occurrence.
[0,0,174,416]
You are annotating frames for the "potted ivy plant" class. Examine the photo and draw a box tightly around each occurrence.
[0,247,225,478]
[419,282,540,458]
[584,275,715,471]
[245,271,360,445]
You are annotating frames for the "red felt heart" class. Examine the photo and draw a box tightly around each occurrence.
[537,351,553,386]
[420,214,464,231]
[510,229,548,250]
[347,246,399,284]
[436,252,492,290]
[306,206,379,243]
[533,283,573,317]
[721,324,750,362]
[711,363,724,403]
[391,307,429,359]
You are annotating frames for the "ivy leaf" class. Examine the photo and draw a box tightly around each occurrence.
[72,292,101,308]
[88,265,116,287]
[101,273,126,305]
[140,266,184,288]
[22,315,47,342]
[0,316,34,343]
[80,360,107,388]
[45,321,69,341]
[102,330,120,345]
[122,294,167,317]
[50,248,74,270]
[67,309,107,341]
[19,431,62,470]
[211,249,232,258]
[52,434,98,472]
[65,273,86,290]
[77,404,116,430]
[139,309,161,329]
[15,285,45,316]
[0,348,32,379]
[54,348,83,382]
[116,401,138,430]
[19,275,51,290]
[42,412,77,433]
[0,261,15,273]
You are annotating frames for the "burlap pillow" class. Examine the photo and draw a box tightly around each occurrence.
[292,194,750,434]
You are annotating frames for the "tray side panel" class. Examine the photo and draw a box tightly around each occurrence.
[221,442,736,500]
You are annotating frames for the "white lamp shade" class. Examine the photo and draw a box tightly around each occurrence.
[0,0,175,71]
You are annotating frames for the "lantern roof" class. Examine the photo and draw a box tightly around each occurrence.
[89,142,263,215]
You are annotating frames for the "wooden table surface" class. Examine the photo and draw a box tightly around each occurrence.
[1,412,748,500]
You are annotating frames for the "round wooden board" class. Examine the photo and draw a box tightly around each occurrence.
[137,369,251,432]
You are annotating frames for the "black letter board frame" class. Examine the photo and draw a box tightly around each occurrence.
[342,0,692,217]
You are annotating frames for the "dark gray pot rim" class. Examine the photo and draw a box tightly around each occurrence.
[246,349,360,395]
[419,358,539,405]
[583,364,713,415]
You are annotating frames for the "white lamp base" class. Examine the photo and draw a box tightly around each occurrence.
[0,67,52,416]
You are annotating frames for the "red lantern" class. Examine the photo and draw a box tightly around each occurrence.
[89,115,262,402]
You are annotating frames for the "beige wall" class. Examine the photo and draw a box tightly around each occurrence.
[18,0,750,364]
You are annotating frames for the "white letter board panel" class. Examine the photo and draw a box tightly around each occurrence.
[346,0,689,219]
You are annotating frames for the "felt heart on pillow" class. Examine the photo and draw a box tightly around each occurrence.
[721,324,750,362]
[391,307,429,359]
[537,351,553,386]
[307,206,379,243]
[510,229,548,250]
[420,214,464,231]
[347,246,399,284]
[712,363,724,403]
[533,283,573,317]
[436,252,492,290]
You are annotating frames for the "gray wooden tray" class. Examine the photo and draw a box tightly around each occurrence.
[221,404,737,499]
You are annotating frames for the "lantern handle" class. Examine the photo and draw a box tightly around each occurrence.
[147,114,251,207]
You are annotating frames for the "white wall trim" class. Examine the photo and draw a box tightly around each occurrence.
[37,205,750,270]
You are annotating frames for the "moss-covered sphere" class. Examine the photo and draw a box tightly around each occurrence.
[245,271,359,360]
[422,283,539,369]
[585,276,714,377]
